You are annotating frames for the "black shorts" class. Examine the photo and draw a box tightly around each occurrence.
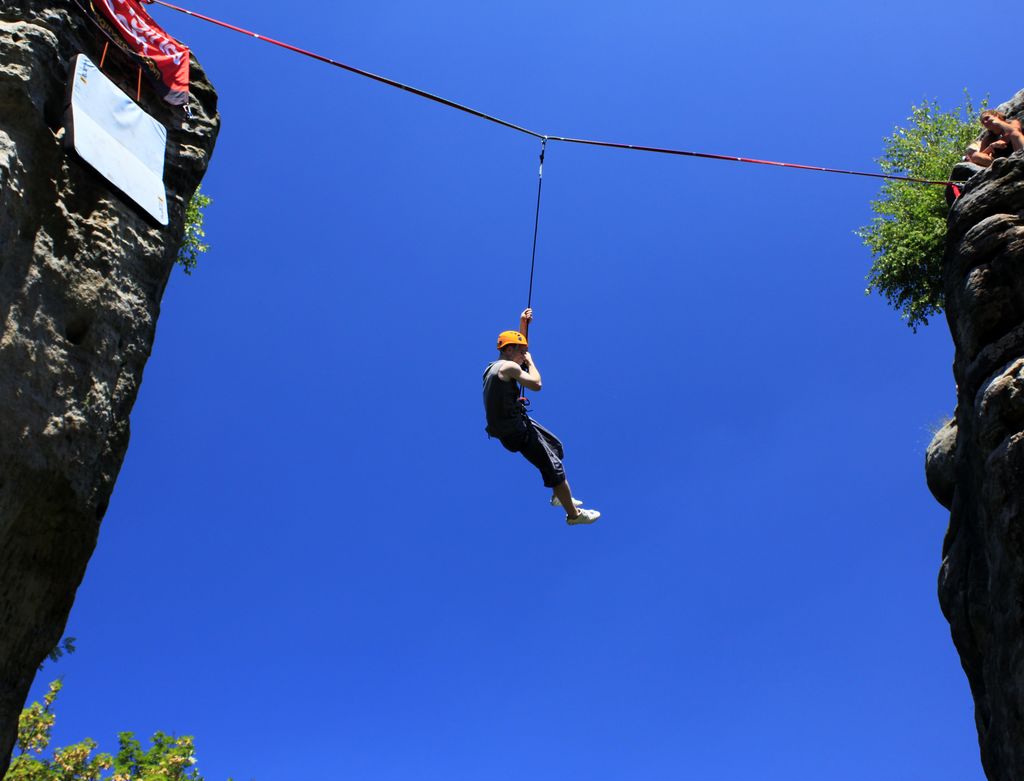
[499,419,566,488]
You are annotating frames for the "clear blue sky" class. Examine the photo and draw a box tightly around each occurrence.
[30,0,1018,778]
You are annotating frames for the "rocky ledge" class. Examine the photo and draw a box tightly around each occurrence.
[928,89,1024,781]
[0,1,218,773]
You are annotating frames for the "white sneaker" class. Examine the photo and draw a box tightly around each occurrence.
[566,508,600,525]
[550,495,584,509]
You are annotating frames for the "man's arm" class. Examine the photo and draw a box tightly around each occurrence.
[497,354,542,391]
[1008,122,1024,152]
[519,308,532,339]
[967,148,994,166]
[965,141,989,166]
[988,118,1024,152]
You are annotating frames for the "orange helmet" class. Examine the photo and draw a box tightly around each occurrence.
[496,330,528,350]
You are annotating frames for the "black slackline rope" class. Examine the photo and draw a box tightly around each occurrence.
[146,0,955,187]
[146,0,545,140]
[544,135,952,185]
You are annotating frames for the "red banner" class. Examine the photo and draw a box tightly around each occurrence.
[92,0,190,105]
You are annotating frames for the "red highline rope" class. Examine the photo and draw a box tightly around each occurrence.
[544,136,952,185]
[148,0,954,188]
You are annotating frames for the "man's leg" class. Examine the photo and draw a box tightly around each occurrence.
[527,424,573,514]
[514,425,578,516]
[514,422,599,523]
[552,479,581,520]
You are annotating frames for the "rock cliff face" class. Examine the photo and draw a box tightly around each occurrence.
[928,90,1024,781]
[0,2,218,773]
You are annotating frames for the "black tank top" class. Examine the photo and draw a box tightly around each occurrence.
[482,361,528,438]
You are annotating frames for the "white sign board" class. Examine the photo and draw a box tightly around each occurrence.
[66,53,168,225]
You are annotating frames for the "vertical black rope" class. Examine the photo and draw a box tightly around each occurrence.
[520,138,547,409]
[526,137,547,309]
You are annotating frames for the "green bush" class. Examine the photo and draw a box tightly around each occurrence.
[176,185,212,275]
[5,680,221,781]
[857,95,982,331]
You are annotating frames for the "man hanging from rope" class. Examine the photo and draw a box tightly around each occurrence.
[482,308,600,525]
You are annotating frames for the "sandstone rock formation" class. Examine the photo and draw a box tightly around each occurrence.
[929,89,1024,781]
[0,2,218,773]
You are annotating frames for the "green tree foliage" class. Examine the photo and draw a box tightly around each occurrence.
[39,638,76,671]
[176,186,212,275]
[857,96,983,331]
[5,681,218,781]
